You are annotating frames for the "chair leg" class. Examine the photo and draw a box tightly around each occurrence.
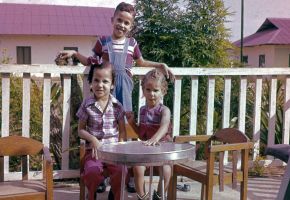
[167,173,177,200]
[201,184,205,200]
[80,178,85,200]
[277,159,290,200]
[241,149,249,200]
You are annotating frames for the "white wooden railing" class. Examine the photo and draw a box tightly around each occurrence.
[1,64,290,180]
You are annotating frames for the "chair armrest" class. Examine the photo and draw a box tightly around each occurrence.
[43,146,53,200]
[174,135,211,143]
[210,142,254,153]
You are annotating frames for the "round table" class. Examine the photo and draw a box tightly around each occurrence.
[97,140,195,200]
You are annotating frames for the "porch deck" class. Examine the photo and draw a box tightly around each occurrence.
[53,174,283,200]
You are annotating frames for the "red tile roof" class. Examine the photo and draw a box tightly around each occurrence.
[0,3,114,36]
[234,18,290,47]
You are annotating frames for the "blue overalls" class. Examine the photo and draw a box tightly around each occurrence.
[106,37,133,112]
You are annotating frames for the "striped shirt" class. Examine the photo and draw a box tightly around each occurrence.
[76,95,125,144]
[91,36,142,76]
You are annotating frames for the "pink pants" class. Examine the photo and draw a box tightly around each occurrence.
[82,150,126,200]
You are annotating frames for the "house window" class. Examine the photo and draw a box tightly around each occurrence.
[64,47,79,65]
[259,54,265,67]
[17,46,31,64]
[242,55,248,64]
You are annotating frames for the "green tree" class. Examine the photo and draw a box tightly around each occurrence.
[133,0,233,133]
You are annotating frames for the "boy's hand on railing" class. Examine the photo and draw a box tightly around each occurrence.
[159,63,175,82]
[58,50,77,59]
[55,50,79,66]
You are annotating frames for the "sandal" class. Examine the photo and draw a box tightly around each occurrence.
[137,191,149,200]
[176,183,191,192]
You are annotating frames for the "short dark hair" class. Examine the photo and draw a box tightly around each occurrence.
[115,2,136,18]
[87,62,115,87]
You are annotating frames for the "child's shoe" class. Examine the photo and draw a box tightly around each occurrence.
[153,190,162,200]
[108,188,114,200]
[137,192,149,200]
[127,177,136,193]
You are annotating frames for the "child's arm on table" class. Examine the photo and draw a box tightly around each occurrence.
[135,57,175,81]
[78,120,101,159]
[144,106,171,146]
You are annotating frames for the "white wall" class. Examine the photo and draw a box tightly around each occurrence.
[274,47,290,68]
[224,0,290,42]
[0,35,97,64]
[243,45,275,67]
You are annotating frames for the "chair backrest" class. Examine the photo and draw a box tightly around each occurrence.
[125,124,139,141]
[0,135,43,156]
[209,128,251,191]
[0,135,45,182]
[212,128,249,144]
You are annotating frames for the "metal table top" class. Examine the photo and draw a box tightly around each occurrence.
[97,141,195,166]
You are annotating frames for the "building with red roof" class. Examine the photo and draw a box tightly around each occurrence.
[0,3,114,64]
[233,18,290,68]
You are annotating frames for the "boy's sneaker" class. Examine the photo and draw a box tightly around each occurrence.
[96,181,106,193]
[153,190,162,200]
[108,188,114,200]
[126,177,136,193]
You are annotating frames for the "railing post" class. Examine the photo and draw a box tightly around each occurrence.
[22,73,31,138]
[43,73,51,147]
[268,76,277,148]
[61,74,71,170]
[283,76,290,145]
[172,76,182,137]
[206,76,215,135]
[238,76,247,133]
[253,76,263,159]
[190,76,198,136]
[1,73,10,175]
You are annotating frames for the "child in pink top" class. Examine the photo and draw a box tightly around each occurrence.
[126,69,172,200]
[76,62,126,200]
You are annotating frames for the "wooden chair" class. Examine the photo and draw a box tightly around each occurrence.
[168,128,253,200]
[79,123,139,200]
[0,135,53,200]
[265,144,290,200]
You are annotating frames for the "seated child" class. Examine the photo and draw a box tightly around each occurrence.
[126,69,172,200]
[76,61,126,200]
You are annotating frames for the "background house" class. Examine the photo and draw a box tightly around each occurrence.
[234,18,290,68]
[223,0,290,42]
[0,3,114,64]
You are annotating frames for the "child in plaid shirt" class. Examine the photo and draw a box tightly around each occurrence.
[126,69,172,200]
[76,62,125,200]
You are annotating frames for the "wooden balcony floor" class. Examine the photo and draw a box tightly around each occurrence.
[54,175,283,200]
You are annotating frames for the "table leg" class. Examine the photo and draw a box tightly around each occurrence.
[149,166,153,199]
[160,167,165,200]
[120,165,126,200]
